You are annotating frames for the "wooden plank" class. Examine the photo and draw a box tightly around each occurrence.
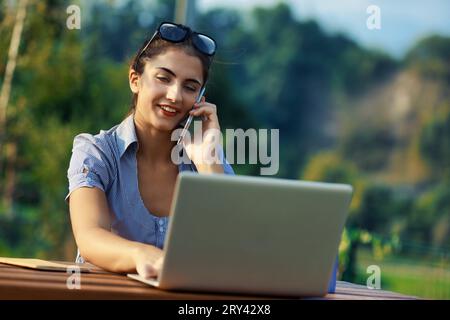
[0,263,420,300]
[328,281,419,300]
[0,264,269,300]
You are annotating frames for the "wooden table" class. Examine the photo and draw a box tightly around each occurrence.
[0,262,419,300]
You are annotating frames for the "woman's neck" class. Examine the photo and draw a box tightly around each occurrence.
[133,117,176,166]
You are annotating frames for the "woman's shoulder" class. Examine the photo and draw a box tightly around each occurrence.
[67,124,121,195]
[71,123,121,159]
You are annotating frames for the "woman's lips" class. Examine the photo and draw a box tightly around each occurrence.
[157,105,179,118]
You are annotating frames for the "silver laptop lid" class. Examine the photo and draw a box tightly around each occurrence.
[159,172,353,297]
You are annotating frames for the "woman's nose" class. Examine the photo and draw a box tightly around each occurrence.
[166,84,182,103]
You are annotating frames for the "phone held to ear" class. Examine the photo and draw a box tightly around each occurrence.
[176,86,206,146]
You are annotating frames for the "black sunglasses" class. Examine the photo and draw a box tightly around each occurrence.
[133,22,217,71]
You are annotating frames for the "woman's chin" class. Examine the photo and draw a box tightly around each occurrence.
[151,119,180,132]
[140,109,183,132]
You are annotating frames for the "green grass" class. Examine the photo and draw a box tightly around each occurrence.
[353,248,450,299]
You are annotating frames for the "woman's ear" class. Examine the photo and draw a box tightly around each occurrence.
[129,68,140,94]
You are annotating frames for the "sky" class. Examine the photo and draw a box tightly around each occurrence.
[197,0,450,58]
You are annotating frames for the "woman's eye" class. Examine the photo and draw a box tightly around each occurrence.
[156,76,169,82]
[185,86,196,92]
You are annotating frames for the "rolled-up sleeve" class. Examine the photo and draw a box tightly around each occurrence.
[65,134,113,202]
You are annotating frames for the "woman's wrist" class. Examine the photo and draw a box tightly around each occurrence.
[196,163,225,174]
[131,242,160,265]
[131,243,145,267]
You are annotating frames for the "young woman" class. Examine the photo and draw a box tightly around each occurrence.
[65,22,234,279]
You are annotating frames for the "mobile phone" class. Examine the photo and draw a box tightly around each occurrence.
[176,86,206,146]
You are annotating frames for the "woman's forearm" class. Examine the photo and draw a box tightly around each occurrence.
[76,227,162,273]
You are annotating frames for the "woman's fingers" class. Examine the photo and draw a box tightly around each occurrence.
[191,103,216,112]
[136,262,157,279]
[135,255,164,279]
[188,100,221,130]
[189,104,217,119]
[154,256,164,271]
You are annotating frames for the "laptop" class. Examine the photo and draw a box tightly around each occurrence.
[127,172,353,297]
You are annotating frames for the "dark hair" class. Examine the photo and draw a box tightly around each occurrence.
[126,34,213,117]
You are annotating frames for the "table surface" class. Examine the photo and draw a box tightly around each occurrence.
[0,262,419,300]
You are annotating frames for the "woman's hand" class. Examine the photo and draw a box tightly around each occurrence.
[188,96,220,131]
[182,97,224,174]
[133,244,164,279]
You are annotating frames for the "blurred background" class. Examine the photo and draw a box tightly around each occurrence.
[0,0,449,299]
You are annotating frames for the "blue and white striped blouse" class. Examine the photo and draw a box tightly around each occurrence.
[65,114,234,263]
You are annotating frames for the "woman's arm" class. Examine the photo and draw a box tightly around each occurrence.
[183,97,233,175]
[69,187,163,277]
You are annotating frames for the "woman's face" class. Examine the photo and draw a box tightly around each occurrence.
[130,48,204,132]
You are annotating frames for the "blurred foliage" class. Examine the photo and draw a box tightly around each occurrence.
[407,183,450,248]
[406,35,450,81]
[341,125,396,172]
[0,1,449,296]
[419,105,450,180]
[338,228,401,282]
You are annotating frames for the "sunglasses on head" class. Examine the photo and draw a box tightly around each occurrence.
[133,22,217,71]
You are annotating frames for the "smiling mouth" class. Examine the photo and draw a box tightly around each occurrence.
[157,104,179,117]
[159,105,177,112]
